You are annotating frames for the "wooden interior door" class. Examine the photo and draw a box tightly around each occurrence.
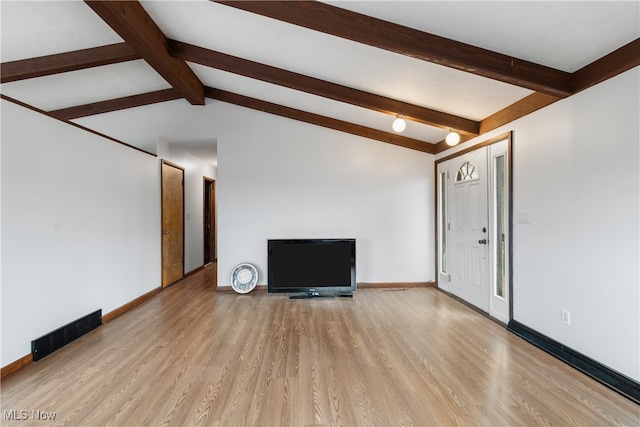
[204,178,216,264]
[162,161,184,287]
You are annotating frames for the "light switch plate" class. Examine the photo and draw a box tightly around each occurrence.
[517,211,531,224]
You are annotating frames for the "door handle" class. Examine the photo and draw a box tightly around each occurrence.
[478,239,487,244]
[163,231,170,235]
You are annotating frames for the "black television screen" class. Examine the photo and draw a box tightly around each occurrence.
[267,239,356,297]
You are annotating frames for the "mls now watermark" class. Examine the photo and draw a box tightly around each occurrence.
[4,410,57,421]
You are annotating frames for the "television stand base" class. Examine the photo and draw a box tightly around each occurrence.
[336,292,354,298]
[289,291,353,299]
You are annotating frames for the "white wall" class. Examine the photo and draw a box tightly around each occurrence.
[436,67,640,381]
[157,139,217,274]
[75,100,435,287]
[216,104,435,288]
[1,99,161,366]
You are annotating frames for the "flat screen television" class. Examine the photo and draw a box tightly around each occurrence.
[267,238,356,298]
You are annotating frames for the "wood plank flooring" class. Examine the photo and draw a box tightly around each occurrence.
[2,263,638,426]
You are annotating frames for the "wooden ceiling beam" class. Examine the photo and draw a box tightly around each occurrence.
[48,89,182,120]
[85,1,204,105]
[572,38,640,94]
[213,1,573,98]
[1,43,139,83]
[479,92,560,135]
[205,87,435,154]
[170,40,479,136]
[432,38,639,153]
[433,92,561,153]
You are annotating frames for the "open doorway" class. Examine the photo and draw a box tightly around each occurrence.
[204,177,216,265]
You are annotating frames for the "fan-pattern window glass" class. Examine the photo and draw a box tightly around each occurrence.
[455,161,479,182]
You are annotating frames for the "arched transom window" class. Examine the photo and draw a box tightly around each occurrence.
[455,161,479,182]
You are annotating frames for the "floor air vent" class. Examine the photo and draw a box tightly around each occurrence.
[31,310,102,361]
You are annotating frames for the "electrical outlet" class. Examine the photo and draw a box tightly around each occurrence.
[561,309,571,325]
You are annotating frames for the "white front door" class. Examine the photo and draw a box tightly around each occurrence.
[449,147,490,312]
[436,137,511,322]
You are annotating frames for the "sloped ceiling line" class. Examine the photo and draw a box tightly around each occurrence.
[0,93,156,157]
[205,87,435,154]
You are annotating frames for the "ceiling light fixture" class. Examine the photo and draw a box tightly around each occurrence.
[392,115,406,133]
[446,130,461,146]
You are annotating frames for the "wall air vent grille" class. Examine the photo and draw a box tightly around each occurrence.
[31,310,102,362]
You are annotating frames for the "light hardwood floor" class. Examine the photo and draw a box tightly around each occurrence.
[1,263,638,426]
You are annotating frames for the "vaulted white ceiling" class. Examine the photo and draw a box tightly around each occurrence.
[2,1,638,165]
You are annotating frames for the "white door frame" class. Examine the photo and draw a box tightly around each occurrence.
[435,132,513,323]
